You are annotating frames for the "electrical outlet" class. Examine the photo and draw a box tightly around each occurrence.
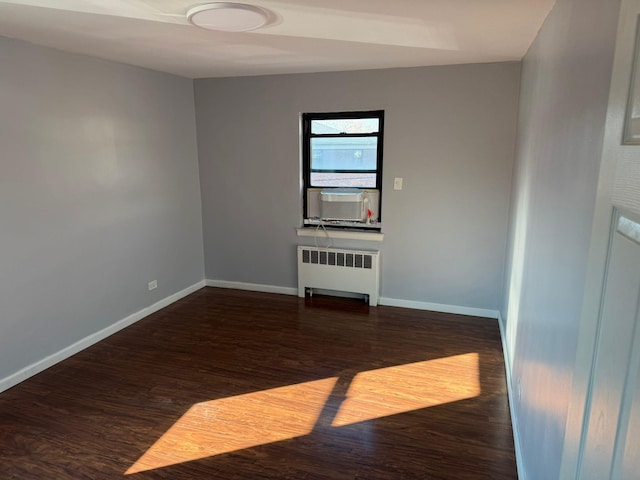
[394,177,403,190]
[148,280,158,291]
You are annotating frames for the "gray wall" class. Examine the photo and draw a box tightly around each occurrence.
[0,37,205,381]
[195,63,520,311]
[501,0,620,478]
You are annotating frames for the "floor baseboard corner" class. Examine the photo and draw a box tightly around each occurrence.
[497,311,526,480]
[205,279,297,296]
[0,280,206,395]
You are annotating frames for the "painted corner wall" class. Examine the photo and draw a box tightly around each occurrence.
[500,0,621,478]
[195,63,520,312]
[0,37,205,382]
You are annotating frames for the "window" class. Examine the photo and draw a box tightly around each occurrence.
[302,110,384,229]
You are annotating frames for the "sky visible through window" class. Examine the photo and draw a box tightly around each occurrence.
[311,118,379,134]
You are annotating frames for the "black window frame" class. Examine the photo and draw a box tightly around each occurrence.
[302,110,385,226]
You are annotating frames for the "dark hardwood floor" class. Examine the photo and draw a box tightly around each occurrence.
[0,287,517,479]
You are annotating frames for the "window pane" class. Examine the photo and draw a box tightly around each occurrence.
[310,172,377,188]
[311,118,379,134]
[311,137,377,171]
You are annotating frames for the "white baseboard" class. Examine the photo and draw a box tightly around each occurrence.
[205,279,498,320]
[497,312,526,480]
[205,279,298,296]
[0,280,206,394]
[379,296,499,319]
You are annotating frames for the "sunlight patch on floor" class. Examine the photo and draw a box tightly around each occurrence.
[332,353,480,426]
[125,377,338,475]
[126,353,481,475]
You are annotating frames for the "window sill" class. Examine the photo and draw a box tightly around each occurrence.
[296,227,384,242]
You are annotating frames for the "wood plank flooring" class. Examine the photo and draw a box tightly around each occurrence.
[0,287,517,479]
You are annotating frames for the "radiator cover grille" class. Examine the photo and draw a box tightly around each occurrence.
[301,248,373,269]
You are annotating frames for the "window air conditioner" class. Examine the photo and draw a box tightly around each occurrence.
[320,188,364,222]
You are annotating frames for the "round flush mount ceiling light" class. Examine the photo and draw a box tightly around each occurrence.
[187,2,269,32]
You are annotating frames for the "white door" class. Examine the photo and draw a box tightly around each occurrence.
[574,0,640,475]
[578,211,640,479]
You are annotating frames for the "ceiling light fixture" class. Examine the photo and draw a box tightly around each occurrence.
[187,2,269,32]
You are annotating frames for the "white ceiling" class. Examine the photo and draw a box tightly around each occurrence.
[0,0,556,79]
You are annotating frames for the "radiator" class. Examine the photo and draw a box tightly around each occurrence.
[297,246,380,306]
